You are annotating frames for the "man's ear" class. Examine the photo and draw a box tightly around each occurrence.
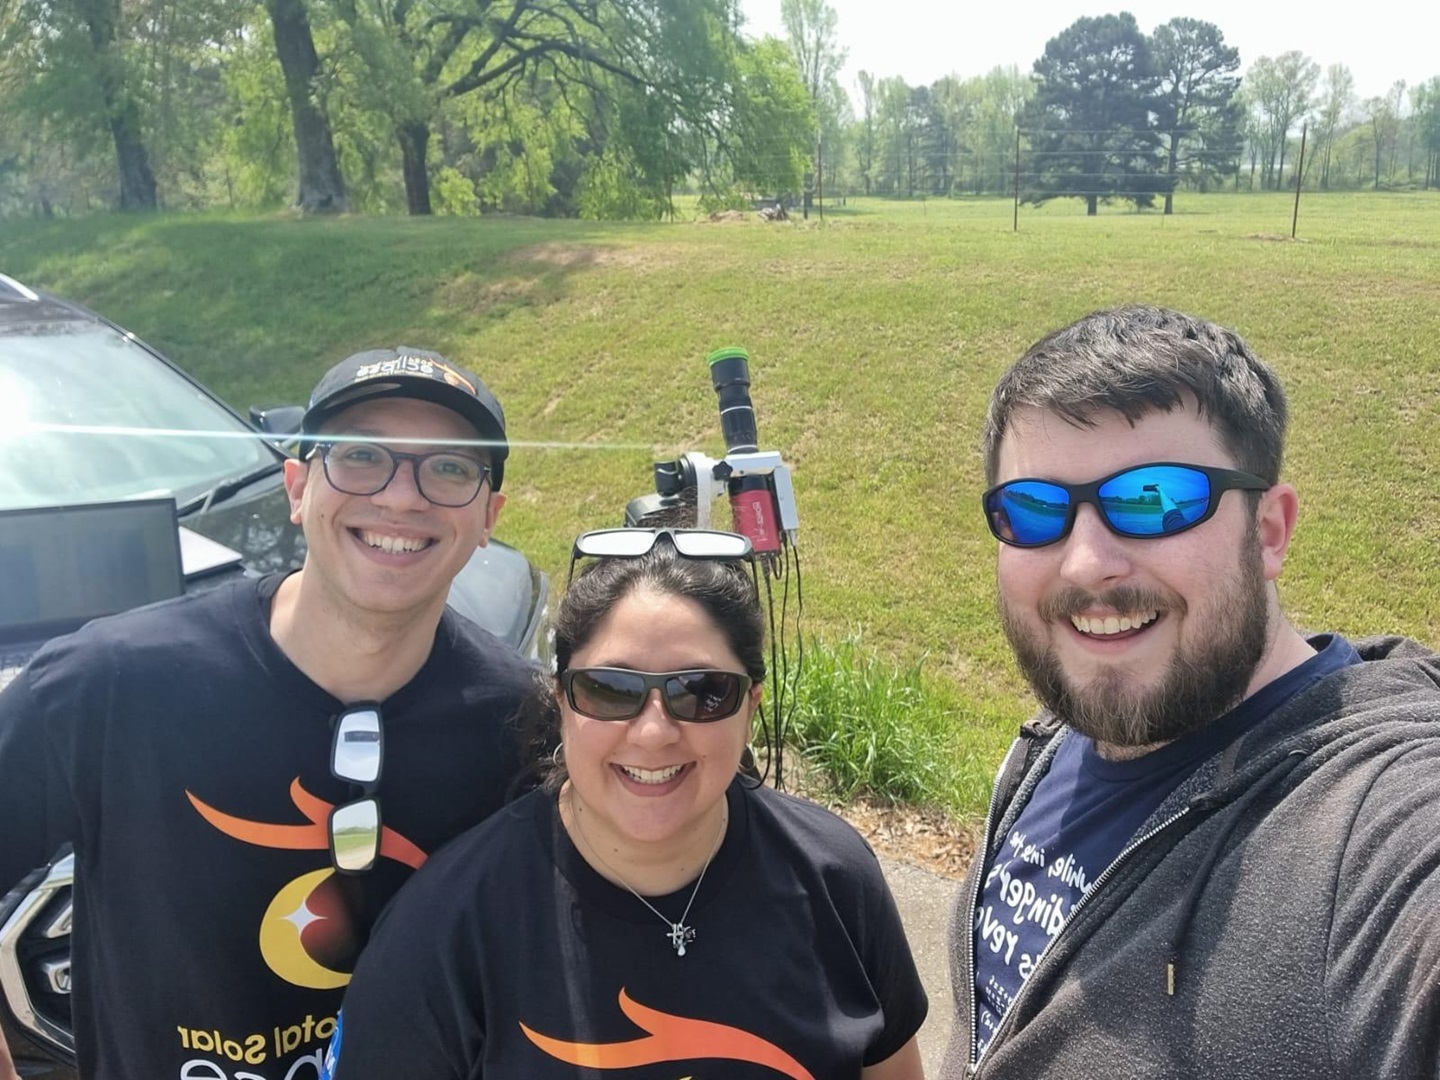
[477,491,506,547]
[283,457,311,526]
[1255,483,1299,582]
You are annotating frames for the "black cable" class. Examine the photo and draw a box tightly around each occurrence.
[762,568,783,790]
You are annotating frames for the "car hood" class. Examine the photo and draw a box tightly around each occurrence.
[180,474,306,577]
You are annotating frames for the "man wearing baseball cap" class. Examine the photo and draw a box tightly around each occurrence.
[0,347,539,1080]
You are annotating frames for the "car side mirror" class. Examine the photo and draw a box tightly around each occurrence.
[249,405,305,436]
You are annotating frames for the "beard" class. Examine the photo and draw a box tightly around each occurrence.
[1000,537,1271,748]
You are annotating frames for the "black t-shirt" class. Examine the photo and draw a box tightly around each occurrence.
[326,781,928,1080]
[0,573,536,1080]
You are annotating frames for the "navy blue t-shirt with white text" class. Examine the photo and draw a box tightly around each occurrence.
[973,635,1360,1058]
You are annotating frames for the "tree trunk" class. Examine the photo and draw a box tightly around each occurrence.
[265,0,347,213]
[1086,194,1097,215]
[108,107,157,210]
[1163,133,1178,215]
[398,122,433,216]
[80,0,157,209]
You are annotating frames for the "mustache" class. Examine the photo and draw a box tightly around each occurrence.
[1037,585,1187,623]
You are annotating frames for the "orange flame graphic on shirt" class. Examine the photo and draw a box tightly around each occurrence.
[186,779,427,989]
[187,778,426,868]
[520,988,815,1079]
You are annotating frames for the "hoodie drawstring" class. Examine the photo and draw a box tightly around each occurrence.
[1164,749,1308,996]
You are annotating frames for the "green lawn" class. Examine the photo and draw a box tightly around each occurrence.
[4,191,1437,818]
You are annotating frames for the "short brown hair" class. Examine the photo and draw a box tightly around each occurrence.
[982,306,1288,487]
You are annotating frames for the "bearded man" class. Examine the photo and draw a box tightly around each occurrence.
[942,306,1440,1080]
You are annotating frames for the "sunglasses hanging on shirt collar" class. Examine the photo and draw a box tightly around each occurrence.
[329,704,383,874]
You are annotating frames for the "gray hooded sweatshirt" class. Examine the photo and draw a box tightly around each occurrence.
[942,635,1440,1080]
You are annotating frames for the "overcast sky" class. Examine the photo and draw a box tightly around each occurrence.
[738,0,1436,105]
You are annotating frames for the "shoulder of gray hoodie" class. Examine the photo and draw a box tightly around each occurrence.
[943,634,1440,1080]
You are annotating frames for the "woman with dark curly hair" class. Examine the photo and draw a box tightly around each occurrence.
[326,529,927,1080]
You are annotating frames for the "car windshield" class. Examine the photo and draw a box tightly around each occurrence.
[0,322,280,511]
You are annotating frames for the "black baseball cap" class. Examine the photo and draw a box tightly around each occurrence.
[301,347,508,490]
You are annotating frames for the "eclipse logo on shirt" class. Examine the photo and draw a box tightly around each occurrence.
[186,779,427,989]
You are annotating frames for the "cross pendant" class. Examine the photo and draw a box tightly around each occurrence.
[668,923,695,956]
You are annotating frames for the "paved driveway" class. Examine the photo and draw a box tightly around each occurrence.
[879,856,959,1076]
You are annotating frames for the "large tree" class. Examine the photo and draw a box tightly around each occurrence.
[1,0,256,212]
[1314,64,1355,190]
[722,36,815,198]
[780,0,846,189]
[4,0,158,208]
[1414,76,1440,189]
[1149,17,1240,213]
[264,0,347,212]
[855,70,877,194]
[921,76,970,196]
[936,65,1033,196]
[1243,51,1318,189]
[78,0,157,208]
[871,75,917,196]
[978,66,1033,195]
[1023,13,1166,215]
[328,0,741,215]
[780,0,843,116]
[1363,80,1406,188]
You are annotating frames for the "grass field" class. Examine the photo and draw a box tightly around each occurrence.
[3,191,1437,818]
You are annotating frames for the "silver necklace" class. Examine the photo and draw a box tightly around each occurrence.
[569,792,728,957]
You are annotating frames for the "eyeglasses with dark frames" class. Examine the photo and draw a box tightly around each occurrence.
[310,441,492,508]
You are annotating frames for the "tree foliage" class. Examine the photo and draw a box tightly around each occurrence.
[1150,18,1240,211]
[0,0,1436,218]
[4,0,160,209]
[1362,80,1407,189]
[1414,77,1440,189]
[1314,64,1356,190]
[319,0,747,214]
[780,0,848,195]
[723,37,815,198]
[1023,13,1167,214]
[1243,51,1319,189]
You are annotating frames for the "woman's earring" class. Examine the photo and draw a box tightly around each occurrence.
[551,743,566,768]
[738,743,763,786]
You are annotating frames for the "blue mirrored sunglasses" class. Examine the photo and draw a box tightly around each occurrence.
[982,462,1271,548]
